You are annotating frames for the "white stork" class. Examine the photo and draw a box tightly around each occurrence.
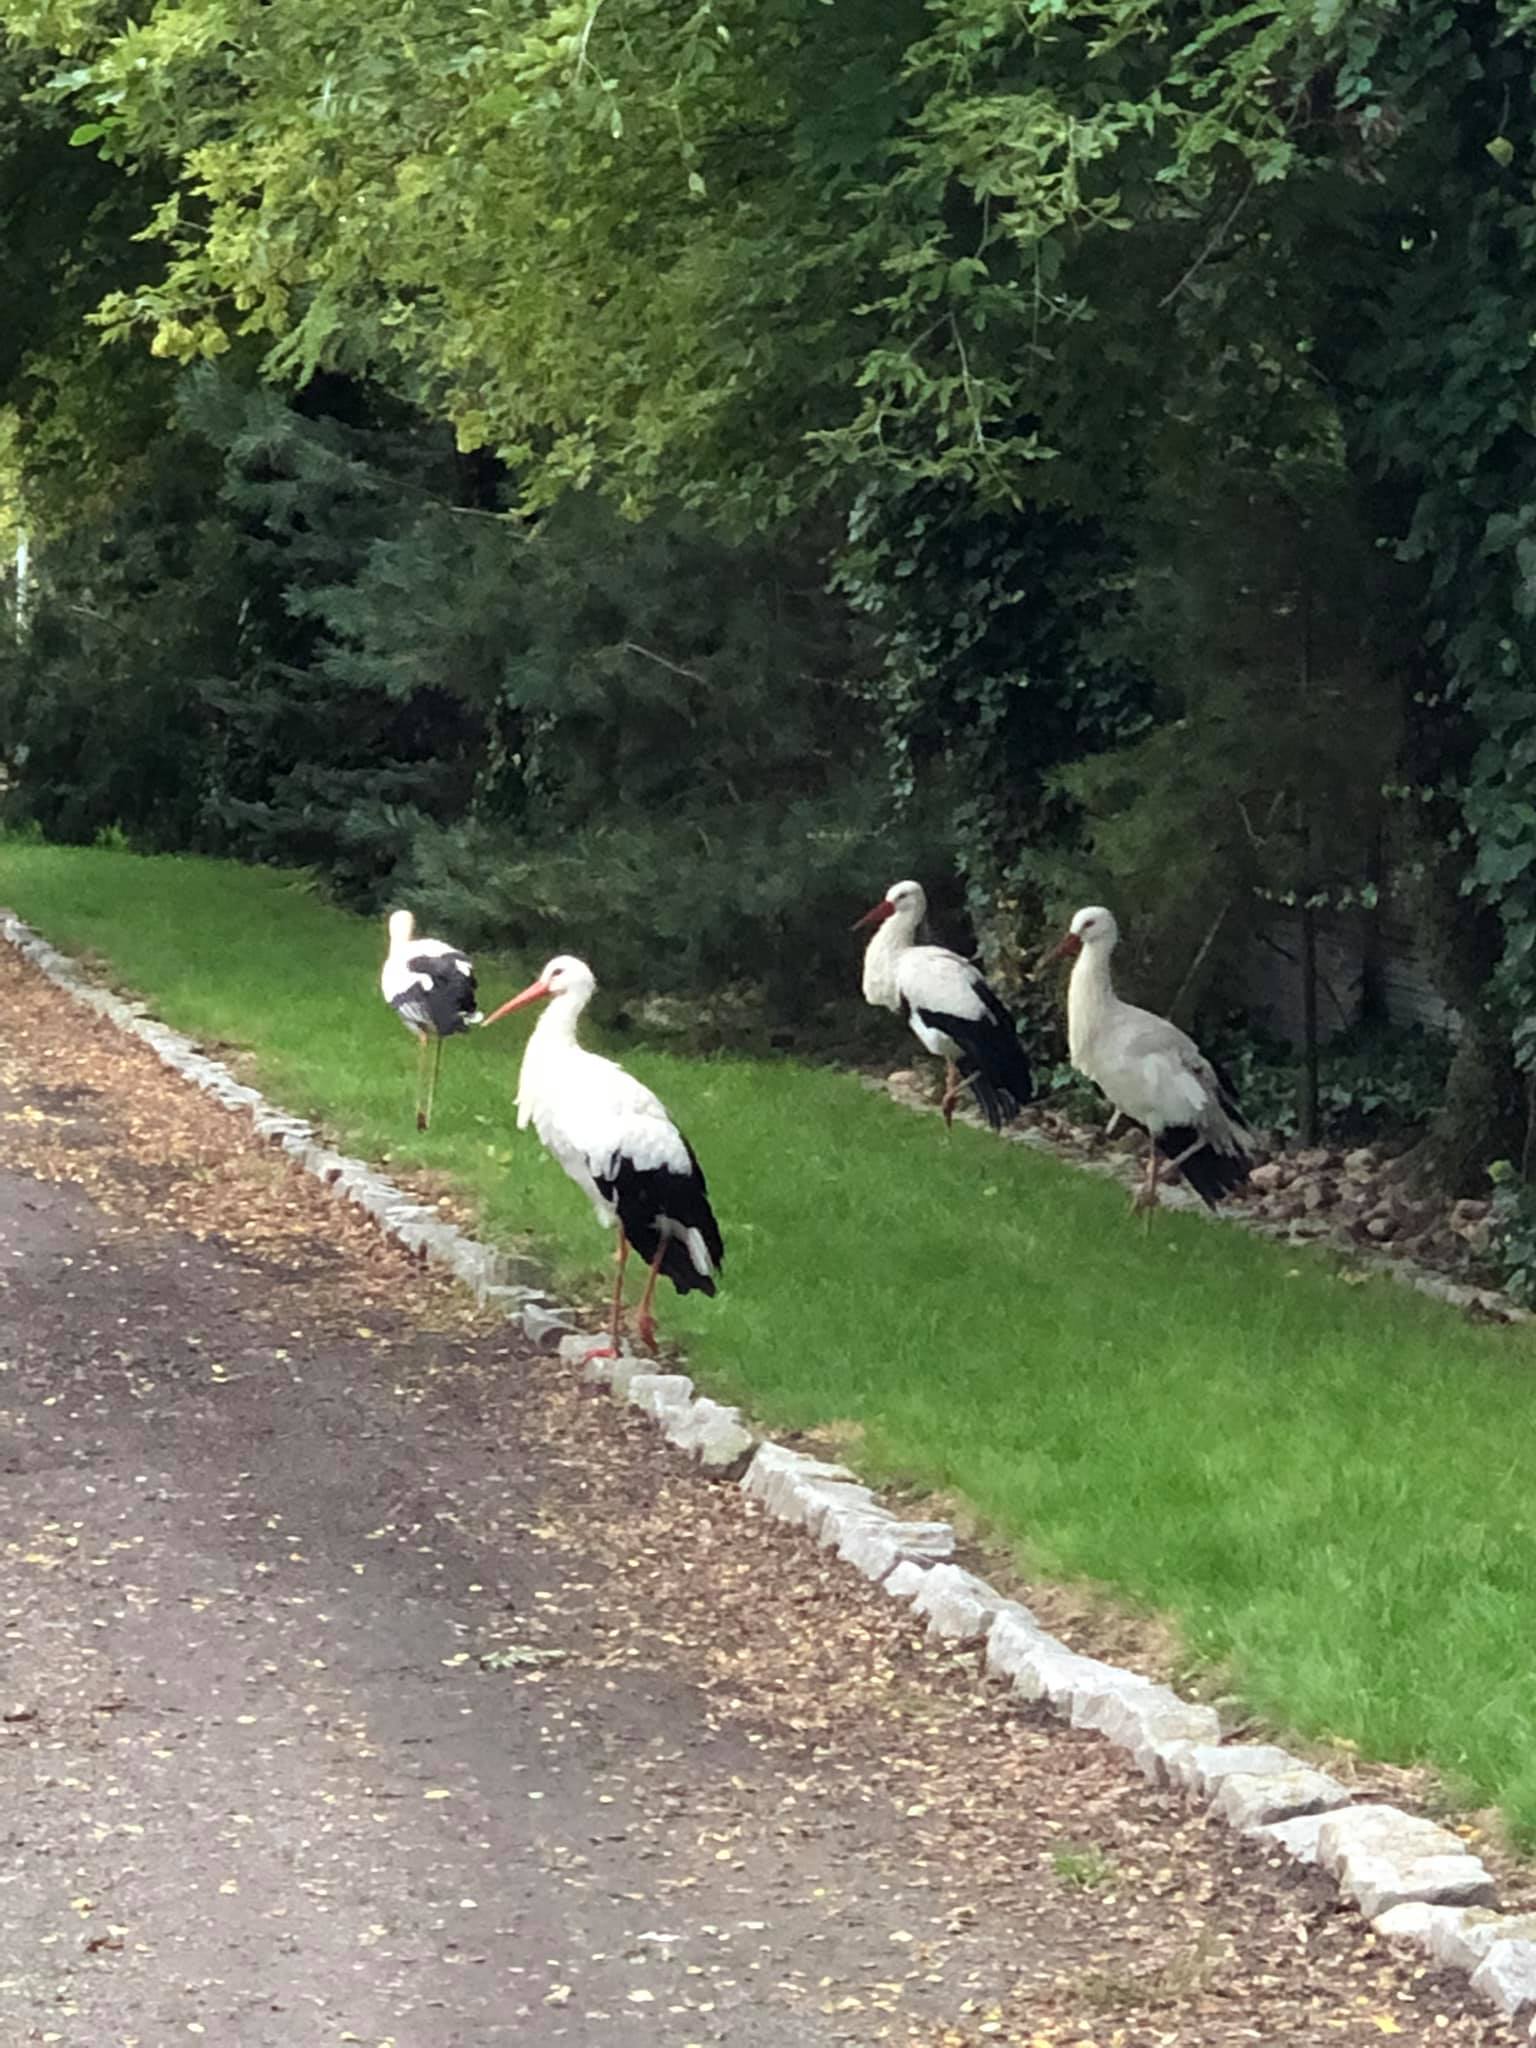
[1043,905,1252,1210]
[380,909,481,1132]
[854,879,1035,1130]
[480,956,724,1356]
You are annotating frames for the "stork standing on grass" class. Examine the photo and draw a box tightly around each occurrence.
[854,879,1035,1131]
[1043,905,1253,1210]
[480,956,723,1357]
[380,910,481,1132]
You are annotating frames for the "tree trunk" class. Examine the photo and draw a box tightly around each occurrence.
[1297,901,1320,1145]
[1393,1011,1524,1196]
[1386,788,1524,1198]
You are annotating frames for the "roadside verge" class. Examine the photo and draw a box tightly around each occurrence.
[6,902,1536,2029]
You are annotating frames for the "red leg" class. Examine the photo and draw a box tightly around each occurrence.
[1131,1137,1161,1217]
[635,1239,669,1356]
[414,1031,430,1131]
[588,1234,629,1359]
[940,1058,961,1129]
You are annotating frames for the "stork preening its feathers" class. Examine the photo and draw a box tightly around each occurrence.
[1045,905,1252,1211]
[380,909,481,1130]
[481,956,724,1356]
[855,879,1035,1131]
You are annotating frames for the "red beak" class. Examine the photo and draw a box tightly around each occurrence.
[852,900,896,934]
[480,977,551,1027]
[1037,929,1082,974]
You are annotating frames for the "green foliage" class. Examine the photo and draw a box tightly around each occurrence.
[1050,1845,1119,1893]
[1035,475,1402,1018]
[834,476,1155,975]
[13,0,1536,1181]
[0,425,229,846]
[1489,1159,1536,1310]
[1208,1022,1457,1147]
[0,367,906,1027]
[0,38,175,522]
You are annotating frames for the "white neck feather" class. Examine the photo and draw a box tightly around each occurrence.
[517,985,591,1122]
[862,904,922,1010]
[1066,941,1119,1067]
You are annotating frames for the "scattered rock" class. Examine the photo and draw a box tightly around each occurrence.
[910,1562,1010,1644]
[481,1282,540,1319]
[560,1331,623,1367]
[1373,1904,1524,1974]
[663,1396,756,1473]
[1245,1811,1333,1865]
[1209,1767,1351,1829]
[1471,1938,1536,2018]
[626,1372,695,1423]
[522,1301,576,1349]
[742,1444,858,1524]
[829,1508,955,1582]
[983,1605,1054,1686]
[1247,1160,1289,1192]
[1168,1741,1324,1796]
[1316,1804,1470,1879]
[608,1355,651,1399]
[1372,1900,1471,1953]
[1071,1680,1220,1758]
[798,1477,883,1539]
[1350,1856,1498,1918]
[882,1558,932,1600]
[1008,1643,1150,1716]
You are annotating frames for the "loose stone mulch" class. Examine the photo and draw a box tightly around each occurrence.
[880,1070,1521,1322]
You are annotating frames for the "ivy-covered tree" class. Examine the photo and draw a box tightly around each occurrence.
[13,0,1536,1173]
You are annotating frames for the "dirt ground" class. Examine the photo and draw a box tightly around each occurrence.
[0,938,1519,2046]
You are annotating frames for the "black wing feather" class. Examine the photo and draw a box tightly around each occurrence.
[392,952,480,1038]
[1155,1125,1251,1208]
[912,978,1036,1132]
[594,1141,725,1298]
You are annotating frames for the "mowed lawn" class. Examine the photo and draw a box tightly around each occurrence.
[7,841,1536,1836]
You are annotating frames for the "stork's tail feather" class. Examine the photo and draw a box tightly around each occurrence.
[931,1010,1034,1129]
[1207,1058,1252,1132]
[1156,1126,1252,1209]
[601,1145,725,1299]
[658,1241,719,1297]
[965,1068,1028,1133]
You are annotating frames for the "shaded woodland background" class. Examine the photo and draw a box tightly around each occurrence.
[3,1,1536,1210]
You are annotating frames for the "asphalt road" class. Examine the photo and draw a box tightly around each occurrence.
[0,942,1514,2047]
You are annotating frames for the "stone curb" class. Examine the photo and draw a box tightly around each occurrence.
[4,909,1530,2028]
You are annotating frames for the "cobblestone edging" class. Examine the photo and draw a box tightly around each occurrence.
[5,909,1533,2028]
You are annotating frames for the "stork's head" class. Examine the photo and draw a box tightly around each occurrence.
[481,953,596,1025]
[852,877,927,934]
[1040,904,1119,968]
[386,908,415,946]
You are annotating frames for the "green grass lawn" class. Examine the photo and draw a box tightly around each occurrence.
[7,840,1536,1837]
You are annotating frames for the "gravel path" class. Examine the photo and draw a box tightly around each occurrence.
[0,940,1514,2045]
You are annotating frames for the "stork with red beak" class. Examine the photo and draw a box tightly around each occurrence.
[854,879,1035,1131]
[480,956,724,1356]
[1043,905,1252,1210]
